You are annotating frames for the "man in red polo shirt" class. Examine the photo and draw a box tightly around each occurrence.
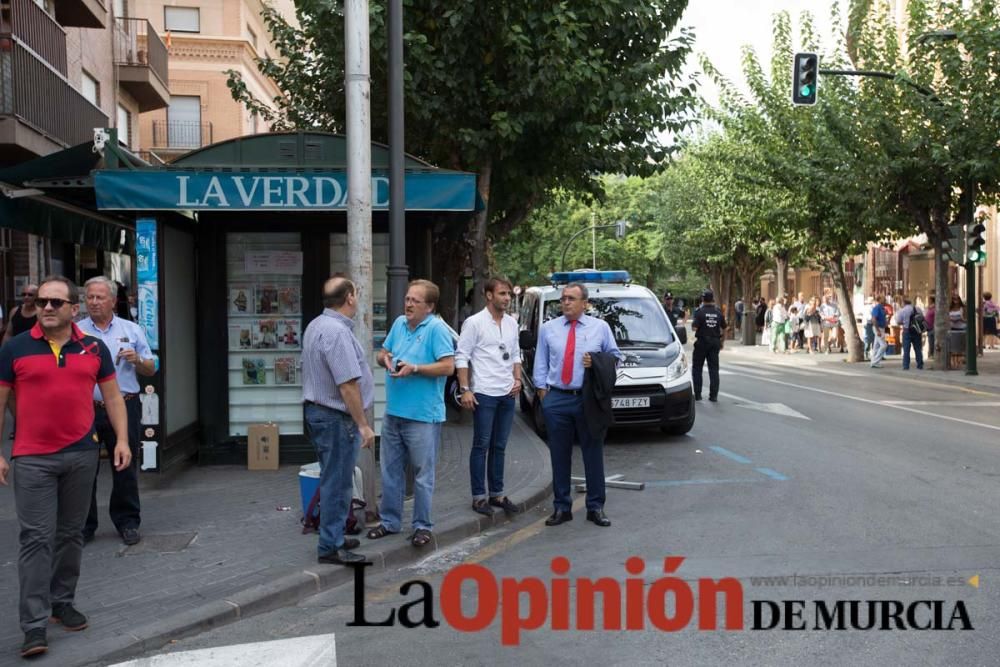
[0,276,130,659]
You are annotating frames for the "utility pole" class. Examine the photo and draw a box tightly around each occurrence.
[386,0,407,323]
[345,0,373,359]
[591,211,597,269]
[345,0,378,517]
[964,183,978,375]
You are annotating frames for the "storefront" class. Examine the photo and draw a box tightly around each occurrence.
[90,131,476,469]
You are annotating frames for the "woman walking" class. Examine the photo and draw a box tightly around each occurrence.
[982,292,998,350]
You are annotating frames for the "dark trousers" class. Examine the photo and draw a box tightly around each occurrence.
[541,390,605,513]
[692,337,721,399]
[13,449,98,631]
[469,393,516,500]
[902,331,924,369]
[84,399,141,536]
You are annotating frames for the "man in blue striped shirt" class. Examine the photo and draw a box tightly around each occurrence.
[302,277,375,565]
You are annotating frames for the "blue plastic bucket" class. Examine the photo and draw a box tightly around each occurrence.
[299,462,320,518]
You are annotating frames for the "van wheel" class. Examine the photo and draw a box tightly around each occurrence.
[532,399,547,439]
[660,395,696,436]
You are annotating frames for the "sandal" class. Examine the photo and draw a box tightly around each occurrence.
[366,524,397,540]
[411,529,432,547]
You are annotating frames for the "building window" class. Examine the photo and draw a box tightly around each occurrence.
[164,6,200,33]
[167,95,201,148]
[117,104,131,146]
[245,24,257,50]
[81,71,99,106]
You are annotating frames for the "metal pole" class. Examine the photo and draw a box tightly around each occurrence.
[386,0,408,324]
[962,185,977,375]
[560,223,617,272]
[591,212,597,269]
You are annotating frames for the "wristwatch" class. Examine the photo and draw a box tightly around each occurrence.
[461,385,471,393]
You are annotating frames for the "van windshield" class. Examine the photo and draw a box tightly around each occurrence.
[543,296,673,346]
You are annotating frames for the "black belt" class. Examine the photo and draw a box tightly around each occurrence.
[548,386,582,396]
[304,400,348,415]
[94,393,138,409]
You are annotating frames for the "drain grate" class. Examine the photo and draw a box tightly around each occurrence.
[120,532,197,555]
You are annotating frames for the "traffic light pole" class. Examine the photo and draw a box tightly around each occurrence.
[966,260,978,375]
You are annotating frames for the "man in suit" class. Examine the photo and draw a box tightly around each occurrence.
[532,283,621,528]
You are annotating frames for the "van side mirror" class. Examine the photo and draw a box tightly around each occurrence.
[675,325,688,345]
[519,330,535,350]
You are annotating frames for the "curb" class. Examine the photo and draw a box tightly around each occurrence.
[84,418,552,667]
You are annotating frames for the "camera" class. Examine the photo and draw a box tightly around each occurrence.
[395,360,404,372]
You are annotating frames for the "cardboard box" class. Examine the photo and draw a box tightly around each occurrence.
[247,423,280,470]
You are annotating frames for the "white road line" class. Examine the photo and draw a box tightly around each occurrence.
[884,400,1000,407]
[717,391,811,420]
[109,634,337,666]
[724,369,1000,433]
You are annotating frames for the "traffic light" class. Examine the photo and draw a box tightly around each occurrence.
[614,220,629,239]
[940,223,963,263]
[967,221,986,263]
[792,53,819,105]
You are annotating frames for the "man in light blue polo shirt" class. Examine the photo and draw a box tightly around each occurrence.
[369,279,454,548]
[77,277,155,546]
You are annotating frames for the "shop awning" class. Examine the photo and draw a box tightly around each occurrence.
[94,169,477,212]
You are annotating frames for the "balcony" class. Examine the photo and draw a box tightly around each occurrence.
[4,0,68,75]
[152,120,213,151]
[0,36,109,162]
[114,17,168,112]
[53,0,106,29]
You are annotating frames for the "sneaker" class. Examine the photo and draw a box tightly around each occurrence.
[472,499,494,516]
[121,528,140,546]
[489,496,520,514]
[317,549,367,565]
[20,628,47,657]
[50,603,88,631]
[871,363,883,369]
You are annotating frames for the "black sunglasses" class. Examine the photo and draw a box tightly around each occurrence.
[499,342,510,361]
[36,298,70,309]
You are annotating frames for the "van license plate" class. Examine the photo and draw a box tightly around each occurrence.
[612,397,650,409]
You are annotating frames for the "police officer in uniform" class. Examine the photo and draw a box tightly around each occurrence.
[691,290,726,402]
[663,291,684,329]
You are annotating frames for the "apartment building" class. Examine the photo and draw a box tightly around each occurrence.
[0,0,169,311]
[135,0,295,162]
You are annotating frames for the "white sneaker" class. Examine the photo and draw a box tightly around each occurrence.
[871,363,883,368]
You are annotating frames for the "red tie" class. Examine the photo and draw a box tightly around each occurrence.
[561,320,577,386]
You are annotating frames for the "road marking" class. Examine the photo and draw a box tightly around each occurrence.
[755,467,790,481]
[109,634,337,666]
[709,445,753,464]
[717,391,811,420]
[724,370,1000,433]
[723,364,779,376]
[884,400,1000,407]
[644,477,770,487]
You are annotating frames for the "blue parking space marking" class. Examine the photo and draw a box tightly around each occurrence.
[709,445,753,464]
[754,467,790,481]
[645,477,769,488]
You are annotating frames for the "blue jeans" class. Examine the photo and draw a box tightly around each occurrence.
[304,404,360,555]
[541,390,606,513]
[470,393,516,500]
[380,415,440,532]
[902,331,923,369]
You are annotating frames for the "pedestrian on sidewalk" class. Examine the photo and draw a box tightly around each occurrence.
[803,297,822,353]
[870,295,888,368]
[981,292,998,350]
[820,295,841,353]
[894,296,924,370]
[455,278,522,517]
[301,277,375,566]
[925,296,936,357]
[371,280,455,548]
[78,277,155,547]
[692,290,726,401]
[532,283,621,528]
[0,276,130,659]
[770,297,788,354]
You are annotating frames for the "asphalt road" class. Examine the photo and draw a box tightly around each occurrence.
[113,355,1000,666]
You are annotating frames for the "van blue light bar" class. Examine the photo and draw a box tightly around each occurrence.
[549,270,631,284]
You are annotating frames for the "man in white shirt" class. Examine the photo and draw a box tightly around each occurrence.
[455,278,522,517]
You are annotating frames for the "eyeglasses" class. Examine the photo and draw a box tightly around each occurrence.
[559,296,582,303]
[36,298,70,309]
[404,297,427,305]
[21,293,35,297]
[499,342,510,361]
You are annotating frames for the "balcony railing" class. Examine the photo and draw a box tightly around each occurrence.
[0,37,109,147]
[113,16,167,86]
[6,0,68,75]
[152,120,213,150]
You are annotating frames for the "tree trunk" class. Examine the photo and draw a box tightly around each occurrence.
[827,257,863,363]
[740,270,755,345]
[775,255,788,299]
[933,234,950,370]
[469,159,493,311]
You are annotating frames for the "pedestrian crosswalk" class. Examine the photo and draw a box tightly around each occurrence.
[714,361,866,379]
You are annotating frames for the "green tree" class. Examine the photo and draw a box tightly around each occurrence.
[228,0,696,318]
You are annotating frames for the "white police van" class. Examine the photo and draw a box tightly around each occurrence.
[518,270,695,437]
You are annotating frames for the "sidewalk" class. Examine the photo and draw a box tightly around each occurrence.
[720,336,1000,393]
[0,416,551,667]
